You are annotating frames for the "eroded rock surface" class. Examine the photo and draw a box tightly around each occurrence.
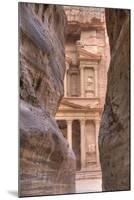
[19,3,75,197]
[99,9,130,191]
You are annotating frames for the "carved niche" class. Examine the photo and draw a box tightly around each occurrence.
[84,67,95,97]
[85,120,96,165]
[71,73,78,96]
[67,67,80,97]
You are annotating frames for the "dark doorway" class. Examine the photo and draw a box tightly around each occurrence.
[72,120,81,171]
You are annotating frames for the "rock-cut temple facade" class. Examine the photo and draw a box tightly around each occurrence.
[55,6,110,179]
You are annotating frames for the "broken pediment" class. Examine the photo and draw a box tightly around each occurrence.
[77,47,101,61]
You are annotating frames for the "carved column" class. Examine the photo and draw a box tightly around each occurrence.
[64,62,69,97]
[80,119,86,169]
[80,66,84,97]
[67,120,72,149]
[95,119,100,166]
[94,68,98,97]
[64,71,67,97]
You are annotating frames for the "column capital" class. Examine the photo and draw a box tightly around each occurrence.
[67,119,73,125]
[95,119,101,124]
[66,63,70,71]
[80,119,85,126]
[79,64,85,69]
[94,67,98,71]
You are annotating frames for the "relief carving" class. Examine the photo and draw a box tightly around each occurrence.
[84,68,95,97]
[85,121,96,164]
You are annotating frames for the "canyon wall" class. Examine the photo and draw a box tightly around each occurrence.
[99,9,130,191]
[19,3,75,197]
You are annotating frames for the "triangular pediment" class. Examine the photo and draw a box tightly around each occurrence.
[77,47,101,61]
[57,99,102,112]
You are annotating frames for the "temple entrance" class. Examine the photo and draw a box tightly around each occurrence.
[57,119,81,171]
[72,120,81,171]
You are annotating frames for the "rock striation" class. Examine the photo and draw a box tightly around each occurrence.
[99,9,130,191]
[19,3,76,197]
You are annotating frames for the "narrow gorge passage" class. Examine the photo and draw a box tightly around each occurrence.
[19,3,130,197]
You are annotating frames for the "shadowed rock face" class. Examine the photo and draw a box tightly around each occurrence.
[99,9,130,191]
[19,3,75,197]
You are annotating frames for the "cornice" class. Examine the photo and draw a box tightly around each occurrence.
[58,99,103,113]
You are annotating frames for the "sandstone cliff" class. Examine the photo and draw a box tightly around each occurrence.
[19,3,76,197]
[99,9,130,191]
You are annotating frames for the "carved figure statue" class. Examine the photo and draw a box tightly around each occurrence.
[87,76,93,90]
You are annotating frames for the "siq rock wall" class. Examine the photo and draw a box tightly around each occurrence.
[19,3,76,197]
[99,9,130,191]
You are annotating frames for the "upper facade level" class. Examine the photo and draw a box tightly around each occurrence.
[63,7,109,107]
[64,6,105,24]
[64,6,105,41]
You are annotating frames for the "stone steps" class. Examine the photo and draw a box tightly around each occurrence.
[76,169,102,180]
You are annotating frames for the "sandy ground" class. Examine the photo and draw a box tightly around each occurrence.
[76,178,102,193]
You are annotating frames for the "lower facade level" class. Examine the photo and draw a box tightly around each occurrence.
[56,117,101,171]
